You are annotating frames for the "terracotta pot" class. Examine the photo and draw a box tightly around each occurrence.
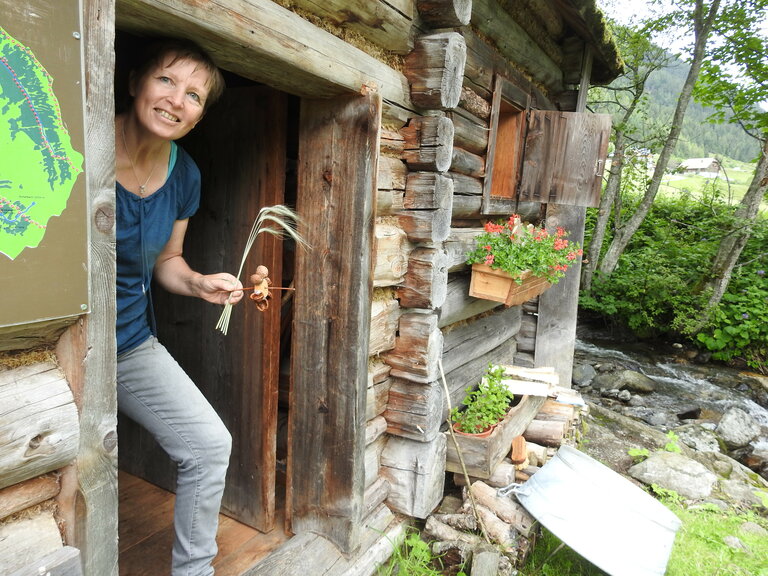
[452,421,495,438]
[469,263,552,307]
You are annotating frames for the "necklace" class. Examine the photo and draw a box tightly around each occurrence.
[120,121,159,196]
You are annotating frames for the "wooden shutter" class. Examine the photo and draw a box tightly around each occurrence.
[289,92,381,554]
[517,111,611,207]
[482,75,529,215]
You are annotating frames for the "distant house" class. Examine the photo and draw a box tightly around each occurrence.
[679,157,721,176]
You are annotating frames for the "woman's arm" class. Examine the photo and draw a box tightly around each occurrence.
[154,219,244,305]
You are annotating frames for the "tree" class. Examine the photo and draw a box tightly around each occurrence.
[583,23,670,292]
[692,1,768,319]
[596,0,724,279]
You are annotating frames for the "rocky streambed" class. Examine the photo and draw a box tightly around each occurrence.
[572,328,768,508]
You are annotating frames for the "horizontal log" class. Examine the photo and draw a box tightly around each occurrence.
[450,147,485,178]
[459,86,492,119]
[366,378,391,421]
[0,508,63,575]
[369,297,400,355]
[381,434,446,518]
[404,172,454,210]
[7,546,82,576]
[377,155,407,192]
[0,362,79,490]
[451,195,483,220]
[424,516,482,547]
[405,33,467,110]
[384,379,443,442]
[417,0,472,28]
[470,0,562,92]
[117,0,411,106]
[376,189,405,216]
[470,480,535,537]
[523,419,567,447]
[290,0,415,54]
[444,227,481,271]
[0,475,60,521]
[475,503,516,552]
[537,399,576,422]
[372,224,410,287]
[365,416,388,446]
[453,457,516,487]
[398,207,453,244]
[449,172,484,197]
[447,108,489,155]
[441,306,522,376]
[438,274,501,328]
[384,313,443,383]
[380,128,406,157]
[362,476,390,520]
[396,248,449,310]
[402,116,454,172]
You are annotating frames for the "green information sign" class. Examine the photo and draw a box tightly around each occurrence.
[0,1,88,328]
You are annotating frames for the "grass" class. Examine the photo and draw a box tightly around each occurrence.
[377,530,467,576]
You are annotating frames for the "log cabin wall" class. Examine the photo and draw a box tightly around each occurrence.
[0,0,619,573]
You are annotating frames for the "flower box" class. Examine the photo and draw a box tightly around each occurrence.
[469,263,552,307]
[445,394,546,479]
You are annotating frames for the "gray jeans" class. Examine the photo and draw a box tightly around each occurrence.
[117,337,231,576]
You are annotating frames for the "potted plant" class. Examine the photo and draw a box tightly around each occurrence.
[450,365,514,436]
[466,214,583,306]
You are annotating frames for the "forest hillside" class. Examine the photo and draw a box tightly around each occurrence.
[643,56,761,163]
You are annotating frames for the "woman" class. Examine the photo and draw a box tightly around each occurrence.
[115,38,253,576]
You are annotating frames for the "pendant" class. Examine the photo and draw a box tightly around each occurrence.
[139,185,146,195]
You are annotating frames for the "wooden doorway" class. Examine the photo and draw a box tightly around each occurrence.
[116,29,295,571]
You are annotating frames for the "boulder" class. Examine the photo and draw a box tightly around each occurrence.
[715,407,760,449]
[572,363,596,388]
[615,370,656,393]
[628,451,717,500]
[676,424,721,453]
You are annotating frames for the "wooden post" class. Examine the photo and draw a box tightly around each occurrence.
[535,45,594,385]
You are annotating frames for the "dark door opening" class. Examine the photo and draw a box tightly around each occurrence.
[115,30,298,574]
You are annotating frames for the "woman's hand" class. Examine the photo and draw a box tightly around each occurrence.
[197,273,244,306]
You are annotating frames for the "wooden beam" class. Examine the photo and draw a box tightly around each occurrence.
[471,0,562,93]
[116,0,410,105]
[62,3,119,575]
[290,93,380,554]
[0,475,60,521]
[396,248,449,309]
[0,508,63,575]
[290,0,415,54]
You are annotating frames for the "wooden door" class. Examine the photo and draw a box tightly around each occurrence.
[118,85,286,532]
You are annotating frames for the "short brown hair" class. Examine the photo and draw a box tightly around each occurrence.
[132,38,225,111]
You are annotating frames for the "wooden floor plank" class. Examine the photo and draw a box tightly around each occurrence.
[119,471,290,576]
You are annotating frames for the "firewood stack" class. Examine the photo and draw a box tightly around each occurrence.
[423,390,587,574]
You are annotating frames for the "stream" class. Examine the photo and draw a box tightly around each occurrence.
[572,324,768,475]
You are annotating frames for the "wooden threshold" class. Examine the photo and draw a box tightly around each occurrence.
[118,471,290,576]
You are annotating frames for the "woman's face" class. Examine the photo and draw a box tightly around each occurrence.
[130,54,211,141]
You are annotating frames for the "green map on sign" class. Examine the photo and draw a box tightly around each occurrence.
[0,26,84,260]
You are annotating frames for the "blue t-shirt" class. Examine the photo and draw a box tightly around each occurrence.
[116,145,200,355]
